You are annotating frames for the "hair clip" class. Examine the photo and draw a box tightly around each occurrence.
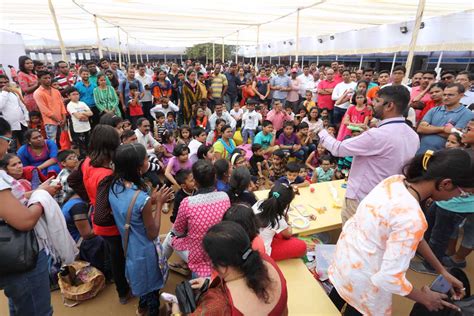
[422,150,434,171]
[272,191,280,199]
[242,248,252,261]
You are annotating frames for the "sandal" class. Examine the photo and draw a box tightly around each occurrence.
[169,262,191,276]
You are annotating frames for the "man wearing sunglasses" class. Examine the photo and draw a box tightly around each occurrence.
[440,70,457,85]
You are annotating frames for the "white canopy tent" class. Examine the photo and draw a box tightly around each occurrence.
[1,0,473,52]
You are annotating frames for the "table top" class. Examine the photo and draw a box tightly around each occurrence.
[278,259,340,315]
[255,180,346,236]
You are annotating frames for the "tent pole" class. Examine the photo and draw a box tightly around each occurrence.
[94,15,103,59]
[278,56,281,64]
[434,51,443,80]
[359,55,363,69]
[295,8,300,64]
[222,37,225,63]
[255,25,260,68]
[316,56,319,66]
[269,55,272,64]
[48,0,67,61]
[117,27,122,69]
[212,42,215,65]
[146,53,149,63]
[404,0,426,83]
[140,44,143,63]
[135,39,139,64]
[390,52,397,75]
[235,31,239,64]
[126,33,131,66]
[290,55,292,66]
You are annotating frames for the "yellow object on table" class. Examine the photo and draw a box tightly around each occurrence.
[255,180,346,236]
[278,259,339,315]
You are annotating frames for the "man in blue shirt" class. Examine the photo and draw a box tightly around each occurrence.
[417,83,473,154]
[118,67,144,116]
[270,65,291,104]
[75,68,100,126]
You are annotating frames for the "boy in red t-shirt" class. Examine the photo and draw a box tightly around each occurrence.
[127,83,143,128]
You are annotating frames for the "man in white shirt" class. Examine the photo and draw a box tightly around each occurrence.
[188,127,207,163]
[0,75,29,151]
[331,69,357,125]
[297,65,315,100]
[136,64,154,122]
[456,71,474,111]
[134,118,161,156]
[149,96,179,120]
[209,102,236,131]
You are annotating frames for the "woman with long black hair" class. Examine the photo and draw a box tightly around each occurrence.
[328,149,473,315]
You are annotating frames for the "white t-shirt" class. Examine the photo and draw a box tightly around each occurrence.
[136,73,153,102]
[253,200,289,255]
[67,101,91,133]
[331,81,357,110]
[188,139,203,164]
[229,108,244,121]
[242,110,262,131]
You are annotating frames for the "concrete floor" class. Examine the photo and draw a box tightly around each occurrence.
[1,210,473,315]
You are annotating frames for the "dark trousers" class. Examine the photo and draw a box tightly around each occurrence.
[141,101,154,124]
[9,125,27,153]
[425,203,469,260]
[103,235,130,298]
[71,130,90,159]
[90,106,101,128]
[333,107,347,127]
[329,288,362,316]
[139,290,160,315]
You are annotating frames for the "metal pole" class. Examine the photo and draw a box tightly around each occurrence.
[94,15,103,59]
[269,55,272,64]
[140,44,143,63]
[235,31,239,64]
[135,40,139,64]
[48,0,67,61]
[434,51,443,80]
[212,42,216,65]
[126,33,131,66]
[390,52,397,75]
[289,55,292,66]
[221,37,225,63]
[278,56,281,64]
[255,25,260,67]
[295,8,300,63]
[164,53,167,63]
[146,53,149,62]
[316,55,319,66]
[404,0,426,83]
[359,55,363,69]
[117,27,122,68]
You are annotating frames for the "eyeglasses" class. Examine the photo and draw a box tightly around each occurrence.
[0,135,13,145]
[441,76,454,80]
[457,186,472,198]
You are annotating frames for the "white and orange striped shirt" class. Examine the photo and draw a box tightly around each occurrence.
[328,175,427,315]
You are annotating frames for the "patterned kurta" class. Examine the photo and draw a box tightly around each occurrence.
[171,190,230,277]
[328,175,427,315]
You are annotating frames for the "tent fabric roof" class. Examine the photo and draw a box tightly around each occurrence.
[1,0,473,49]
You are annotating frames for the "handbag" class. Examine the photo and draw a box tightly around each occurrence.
[0,219,39,275]
[175,278,210,314]
[122,190,169,282]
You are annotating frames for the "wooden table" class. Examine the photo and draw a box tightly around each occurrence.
[278,259,340,315]
[255,180,346,236]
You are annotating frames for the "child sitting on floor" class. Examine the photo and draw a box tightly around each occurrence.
[269,149,287,182]
[164,143,192,190]
[253,183,307,261]
[55,150,79,205]
[214,158,231,192]
[171,169,196,223]
[249,144,268,178]
[154,112,166,143]
[312,155,335,183]
[275,162,310,188]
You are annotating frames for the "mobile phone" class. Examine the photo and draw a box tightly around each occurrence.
[430,274,452,294]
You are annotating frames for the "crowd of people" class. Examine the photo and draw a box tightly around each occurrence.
[0,55,473,315]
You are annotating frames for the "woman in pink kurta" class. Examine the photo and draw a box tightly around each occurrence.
[171,160,230,277]
[17,56,39,112]
[328,149,472,315]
